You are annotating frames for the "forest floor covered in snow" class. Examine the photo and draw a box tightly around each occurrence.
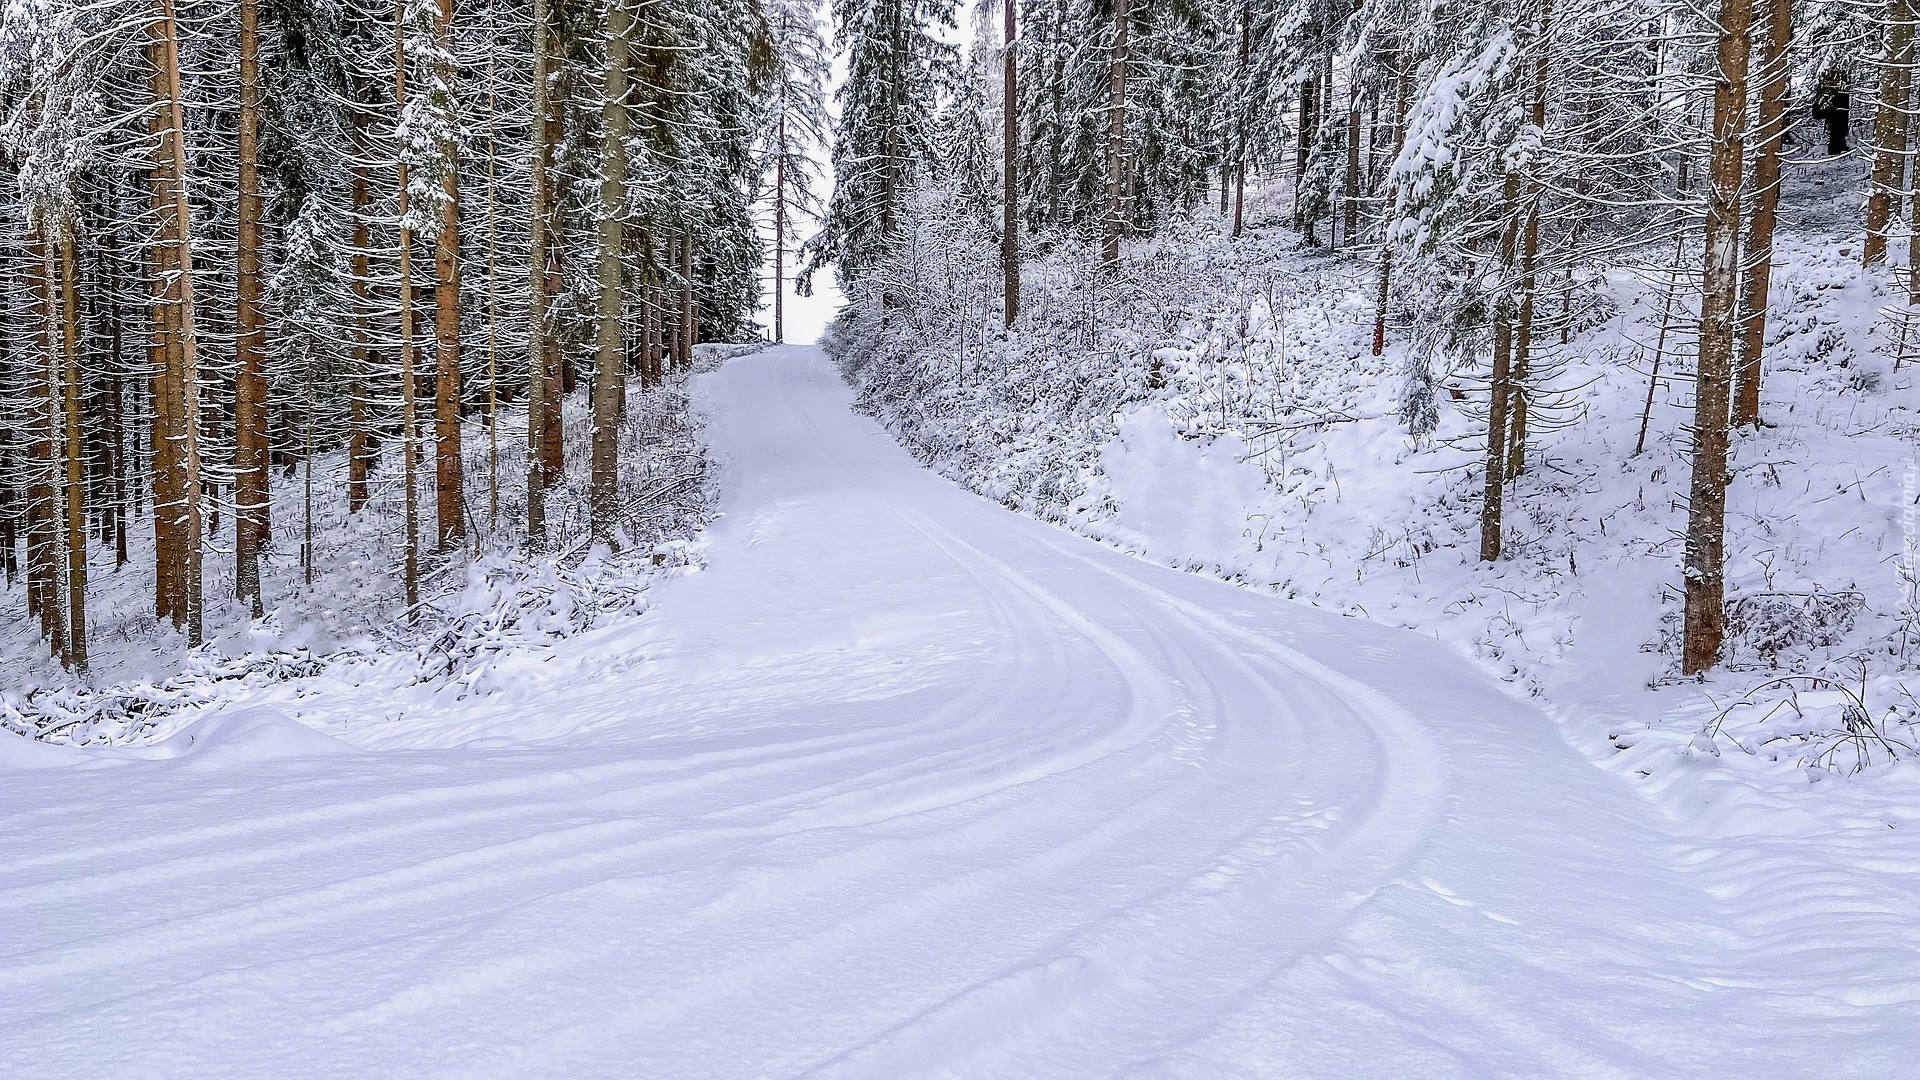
[0,345,749,747]
[2,346,1914,1077]
[833,154,1920,852]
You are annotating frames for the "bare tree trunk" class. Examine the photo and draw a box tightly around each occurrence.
[58,235,87,671]
[395,1,421,611]
[1683,0,1755,675]
[592,0,630,540]
[679,232,694,369]
[149,0,205,647]
[1232,2,1250,240]
[1100,0,1129,268]
[1865,0,1912,266]
[486,50,500,532]
[1343,55,1361,245]
[434,0,466,549]
[1480,170,1525,562]
[347,108,373,513]
[235,0,268,618]
[1003,0,1020,324]
[775,112,787,342]
[1371,63,1409,357]
[1734,0,1791,428]
[28,237,62,652]
[527,0,554,542]
[1506,17,1552,479]
[1507,198,1541,479]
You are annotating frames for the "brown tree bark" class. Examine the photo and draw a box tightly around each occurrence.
[59,235,87,670]
[27,237,62,651]
[148,0,205,646]
[434,0,466,549]
[527,0,555,542]
[1683,0,1755,675]
[1371,63,1409,357]
[1864,0,1912,266]
[1734,0,1791,428]
[348,116,373,513]
[395,1,421,610]
[592,0,630,540]
[235,0,269,618]
[1506,14,1552,479]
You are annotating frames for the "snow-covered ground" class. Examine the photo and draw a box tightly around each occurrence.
[2,346,1912,1078]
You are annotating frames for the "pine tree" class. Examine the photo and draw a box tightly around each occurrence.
[805,0,955,288]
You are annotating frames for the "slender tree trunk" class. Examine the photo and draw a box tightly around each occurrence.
[235,0,269,618]
[1003,0,1020,324]
[592,0,630,540]
[679,232,694,369]
[28,237,62,652]
[347,108,373,513]
[1506,15,1552,479]
[58,236,87,671]
[434,0,466,549]
[1101,0,1129,268]
[486,50,500,532]
[1480,170,1525,563]
[1507,197,1542,479]
[1232,2,1250,240]
[527,0,554,542]
[1734,0,1791,428]
[1683,0,1755,675]
[775,111,788,343]
[1371,62,1409,357]
[149,0,204,646]
[395,1,421,611]
[1865,0,1913,266]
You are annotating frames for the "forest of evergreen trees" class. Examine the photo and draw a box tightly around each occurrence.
[811,0,1895,678]
[0,0,1906,677]
[0,0,820,671]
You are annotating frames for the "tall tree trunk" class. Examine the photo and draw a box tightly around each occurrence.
[434,0,466,549]
[486,50,500,532]
[1343,64,1361,244]
[349,120,372,513]
[1002,0,1020,324]
[678,233,694,369]
[395,1,421,611]
[28,237,62,652]
[1683,0,1755,675]
[1232,2,1250,239]
[1733,0,1791,428]
[1506,12,1552,479]
[1371,62,1409,357]
[58,235,87,671]
[775,110,788,342]
[235,0,268,618]
[1480,171,1525,562]
[1507,197,1542,479]
[1865,0,1913,266]
[149,0,205,646]
[592,0,630,540]
[526,0,554,542]
[1100,0,1129,268]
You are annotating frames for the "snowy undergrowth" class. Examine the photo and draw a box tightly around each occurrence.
[832,172,1920,821]
[0,344,752,747]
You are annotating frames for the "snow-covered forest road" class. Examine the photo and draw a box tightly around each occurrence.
[2,347,1907,1079]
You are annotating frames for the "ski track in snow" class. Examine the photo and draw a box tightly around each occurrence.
[2,347,1913,1079]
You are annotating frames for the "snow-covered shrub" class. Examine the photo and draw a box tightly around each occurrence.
[1721,588,1867,669]
[0,642,325,746]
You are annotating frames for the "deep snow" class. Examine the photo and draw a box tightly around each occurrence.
[1,346,1912,1078]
